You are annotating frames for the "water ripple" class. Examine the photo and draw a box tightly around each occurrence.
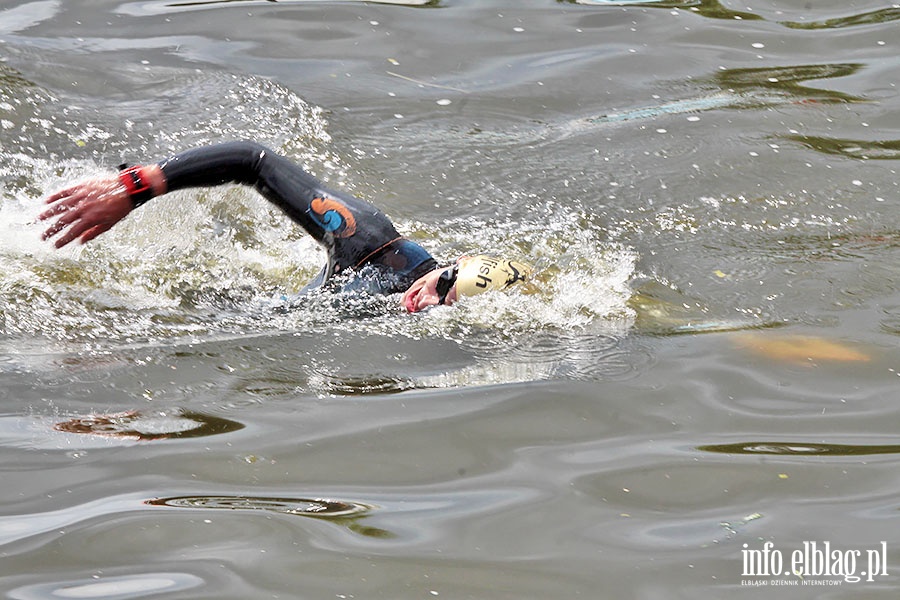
[146,495,371,518]
[147,494,392,538]
[699,441,900,456]
[7,572,204,600]
[306,372,414,396]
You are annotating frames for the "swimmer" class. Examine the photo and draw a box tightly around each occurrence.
[39,141,531,312]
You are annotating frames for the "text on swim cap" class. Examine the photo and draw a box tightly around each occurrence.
[474,256,501,289]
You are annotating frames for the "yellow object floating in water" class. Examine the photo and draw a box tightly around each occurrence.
[735,333,870,364]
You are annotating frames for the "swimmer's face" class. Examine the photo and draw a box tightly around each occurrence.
[402,263,460,313]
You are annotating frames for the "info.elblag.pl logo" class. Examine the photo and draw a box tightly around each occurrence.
[741,541,889,586]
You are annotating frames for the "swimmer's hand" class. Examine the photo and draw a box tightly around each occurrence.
[39,177,134,248]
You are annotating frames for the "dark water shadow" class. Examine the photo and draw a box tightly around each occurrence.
[0,63,36,92]
[780,7,900,30]
[558,0,761,21]
[699,441,900,456]
[147,495,393,538]
[781,136,900,161]
[712,63,866,105]
[53,409,245,441]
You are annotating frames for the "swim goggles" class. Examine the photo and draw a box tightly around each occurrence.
[435,264,459,305]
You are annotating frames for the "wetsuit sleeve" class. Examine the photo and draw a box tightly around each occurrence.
[155,141,416,283]
[157,140,365,244]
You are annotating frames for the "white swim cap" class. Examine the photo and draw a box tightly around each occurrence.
[454,255,533,298]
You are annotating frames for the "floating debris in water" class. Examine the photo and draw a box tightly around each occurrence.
[717,512,764,539]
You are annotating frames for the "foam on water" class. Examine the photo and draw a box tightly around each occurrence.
[1,188,637,342]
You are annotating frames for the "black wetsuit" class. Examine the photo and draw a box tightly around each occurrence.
[156,141,437,294]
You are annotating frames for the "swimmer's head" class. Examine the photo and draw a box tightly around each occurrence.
[453,255,532,298]
[402,255,533,313]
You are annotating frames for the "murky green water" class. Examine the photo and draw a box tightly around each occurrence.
[1,0,899,598]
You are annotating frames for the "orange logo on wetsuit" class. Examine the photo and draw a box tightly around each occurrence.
[310,197,357,238]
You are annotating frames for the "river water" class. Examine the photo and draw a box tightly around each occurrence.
[1,0,899,598]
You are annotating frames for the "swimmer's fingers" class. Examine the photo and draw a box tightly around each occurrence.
[39,190,86,221]
[53,200,131,248]
[40,177,120,214]
[43,184,85,206]
[40,181,133,248]
[40,191,97,242]
[79,222,116,245]
[41,208,81,242]
[42,179,105,206]
[47,215,91,248]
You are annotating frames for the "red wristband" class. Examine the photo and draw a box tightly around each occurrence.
[118,165,154,207]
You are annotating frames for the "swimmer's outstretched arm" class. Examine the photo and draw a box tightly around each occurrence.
[40,141,367,248]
